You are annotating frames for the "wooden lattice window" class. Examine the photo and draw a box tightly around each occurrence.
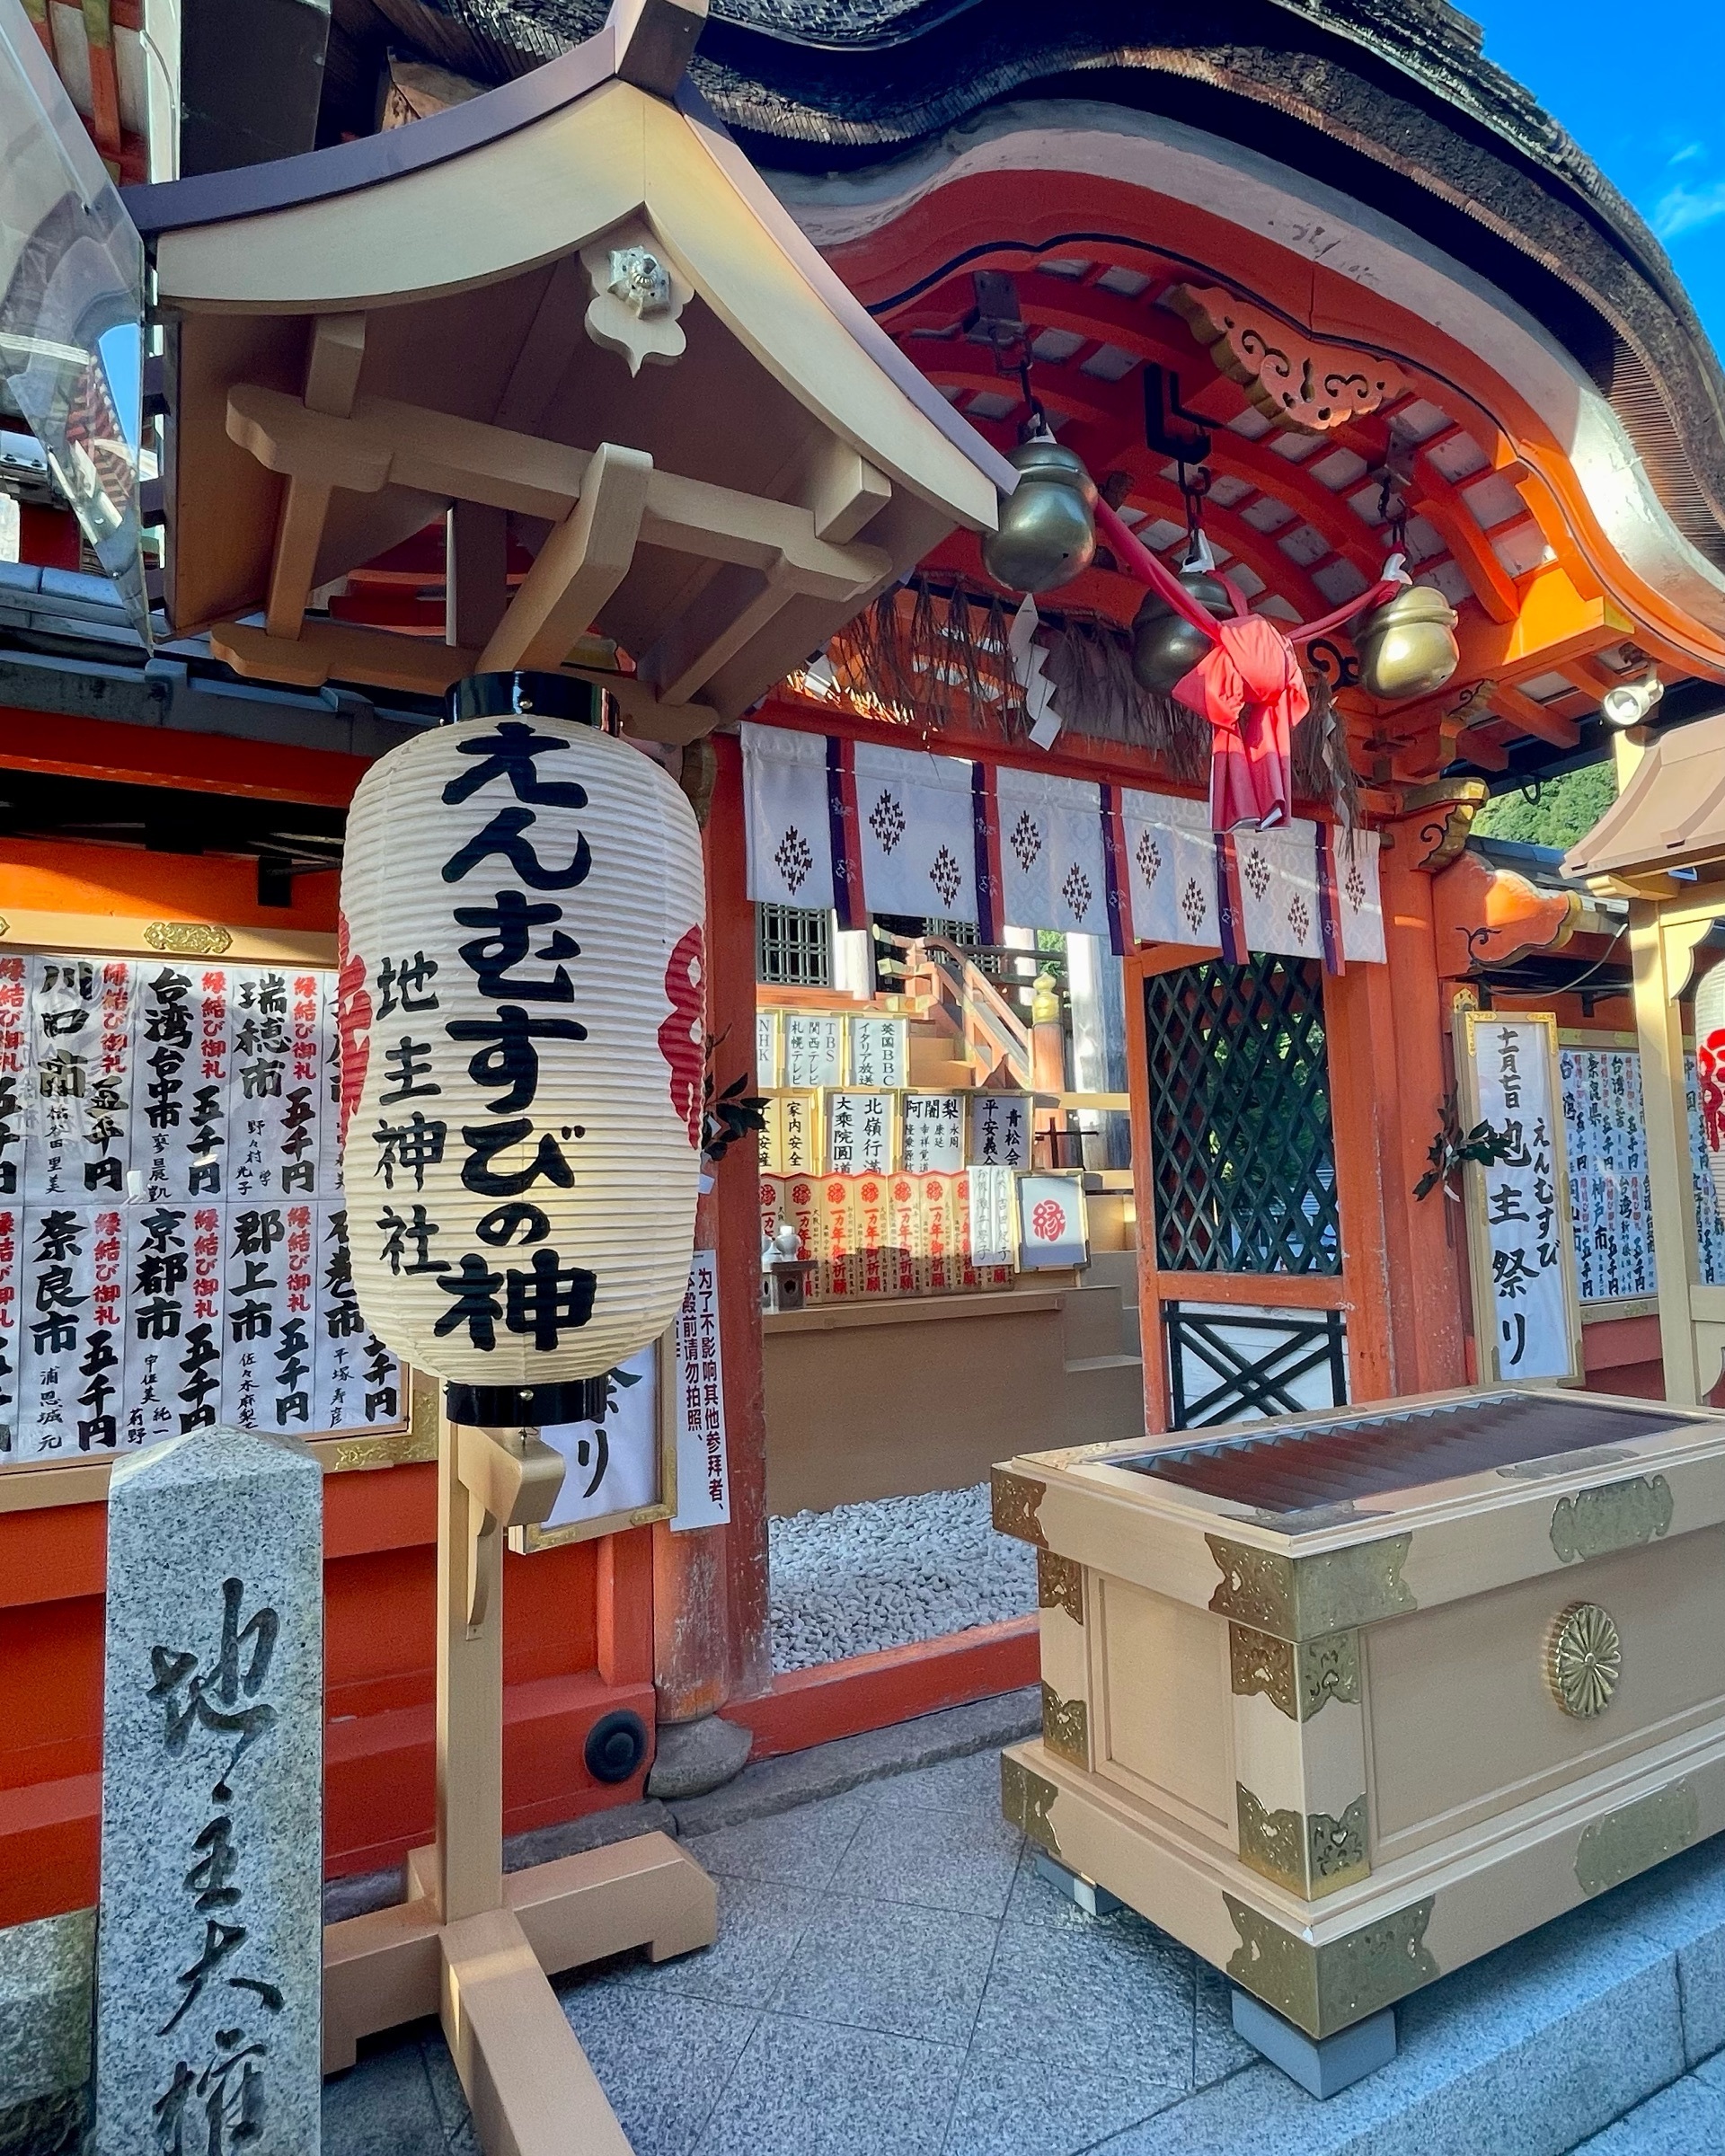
[1143,958,1340,1275]
[756,903,832,988]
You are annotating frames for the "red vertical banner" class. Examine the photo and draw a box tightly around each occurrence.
[0,956,25,1202]
[0,1201,18,1454]
[822,1175,857,1298]
[888,1172,919,1295]
[784,1174,821,1300]
[855,1174,888,1295]
[282,972,324,1194]
[191,968,232,1199]
[922,1172,960,1293]
[759,1173,786,1247]
[178,1204,226,1432]
[83,1206,125,1448]
[273,1199,317,1436]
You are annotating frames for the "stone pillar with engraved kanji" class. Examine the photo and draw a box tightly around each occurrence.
[96,1425,323,2155]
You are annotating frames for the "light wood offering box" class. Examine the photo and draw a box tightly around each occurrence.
[994,1385,1725,2037]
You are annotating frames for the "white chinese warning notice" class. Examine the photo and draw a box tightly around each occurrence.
[671,1248,729,1530]
[1466,1016,1578,1383]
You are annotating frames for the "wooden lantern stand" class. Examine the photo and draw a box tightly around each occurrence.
[322,1409,717,2152]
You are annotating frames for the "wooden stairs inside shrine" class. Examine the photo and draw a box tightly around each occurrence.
[892,934,1037,1091]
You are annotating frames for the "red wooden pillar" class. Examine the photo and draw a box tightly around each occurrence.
[650,736,770,1750]
[1322,825,1468,1399]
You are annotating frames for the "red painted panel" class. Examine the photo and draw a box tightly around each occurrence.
[729,1618,1039,1759]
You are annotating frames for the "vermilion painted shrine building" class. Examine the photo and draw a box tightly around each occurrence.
[4,0,1724,1922]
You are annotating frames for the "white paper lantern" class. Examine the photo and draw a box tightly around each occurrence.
[1697,961,1725,1223]
[337,676,705,1418]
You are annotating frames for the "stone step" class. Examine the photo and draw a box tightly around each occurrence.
[1060,1351,1145,1445]
[1085,1248,1141,1307]
[1060,1281,1133,1362]
[1100,1831,1725,2153]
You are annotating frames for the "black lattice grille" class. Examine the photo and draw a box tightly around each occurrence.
[1164,1305,1348,1428]
[1143,959,1340,1275]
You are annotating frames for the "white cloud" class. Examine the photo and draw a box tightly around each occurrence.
[1669,141,1707,168]
[1654,179,1725,240]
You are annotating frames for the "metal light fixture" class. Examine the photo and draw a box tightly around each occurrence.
[1600,669,1665,729]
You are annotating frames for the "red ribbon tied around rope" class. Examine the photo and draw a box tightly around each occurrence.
[1092,495,1402,833]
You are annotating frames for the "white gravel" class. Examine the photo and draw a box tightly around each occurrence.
[768,1480,1037,1673]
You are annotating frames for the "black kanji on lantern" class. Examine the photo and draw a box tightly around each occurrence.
[458,1118,575,1197]
[441,806,592,891]
[453,894,579,1003]
[442,721,592,808]
[446,1006,586,1112]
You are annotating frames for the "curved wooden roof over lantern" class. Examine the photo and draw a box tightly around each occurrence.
[122,0,1012,738]
[767,102,1725,787]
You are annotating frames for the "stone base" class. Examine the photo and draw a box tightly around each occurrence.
[0,1910,94,2156]
[1231,1988,1397,2098]
[646,1714,753,1800]
[1032,1851,1124,1919]
[0,2089,87,2156]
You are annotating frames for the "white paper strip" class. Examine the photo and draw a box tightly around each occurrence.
[756,1009,782,1088]
[0,956,26,1201]
[902,1092,965,1173]
[1559,1048,1654,1303]
[318,972,345,1197]
[17,1205,102,1457]
[0,1202,18,1454]
[848,1015,907,1090]
[969,1092,1031,1170]
[827,1091,894,1174]
[25,957,136,1202]
[1468,1018,1577,1380]
[225,967,313,1201]
[670,1248,729,1529]
[121,1201,199,1451]
[535,1340,659,1532]
[783,1013,843,1090]
[966,1165,1019,1268]
[220,1197,294,1430]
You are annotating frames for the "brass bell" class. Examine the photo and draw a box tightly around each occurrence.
[1130,570,1233,694]
[1352,582,1460,701]
[982,437,1097,595]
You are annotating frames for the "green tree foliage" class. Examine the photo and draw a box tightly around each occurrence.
[1473,762,1616,850]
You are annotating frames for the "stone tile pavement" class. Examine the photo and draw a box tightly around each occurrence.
[322,1741,1725,2156]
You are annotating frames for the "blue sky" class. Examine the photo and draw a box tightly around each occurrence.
[1468,3,1724,358]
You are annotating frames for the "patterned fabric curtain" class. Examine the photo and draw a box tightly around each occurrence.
[739,722,1384,968]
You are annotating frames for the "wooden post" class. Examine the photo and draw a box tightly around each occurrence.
[436,1407,504,1924]
[1322,833,1467,1402]
[1121,941,1231,1434]
[1122,948,1171,1432]
[324,1400,719,2142]
[1377,832,1469,1394]
[651,733,771,1732]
